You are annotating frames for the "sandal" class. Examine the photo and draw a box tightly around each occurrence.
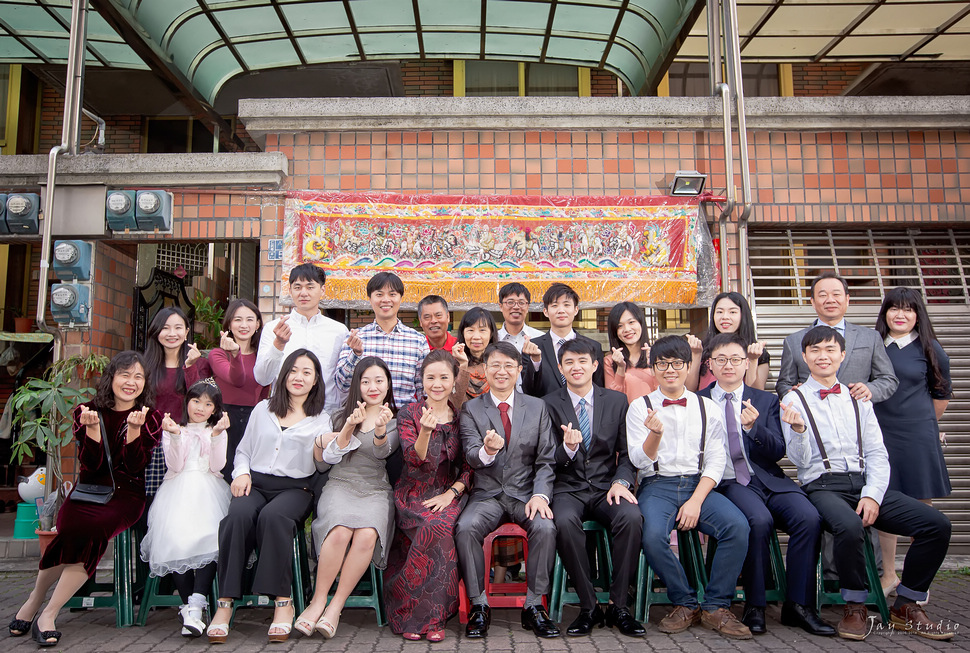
[206,599,233,644]
[427,629,446,642]
[294,610,319,637]
[402,632,423,640]
[268,598,294,643]
[8,617,33,637]
[316,612,340,639]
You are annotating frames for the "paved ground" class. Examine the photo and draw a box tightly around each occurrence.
[3,568,969,652]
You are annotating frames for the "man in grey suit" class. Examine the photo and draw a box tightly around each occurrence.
[456,341,561,639]
[777,271,898,403]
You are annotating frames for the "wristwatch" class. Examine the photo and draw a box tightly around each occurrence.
[612,479,631,489]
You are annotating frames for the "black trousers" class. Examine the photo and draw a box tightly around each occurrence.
[221,404,256,484]
[217,472,313,599]
[553,487,642,609]
[804,472,950,598]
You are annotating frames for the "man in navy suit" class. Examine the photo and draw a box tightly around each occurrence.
[700,333,835,637]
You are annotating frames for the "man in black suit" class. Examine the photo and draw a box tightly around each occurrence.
[528,283,605,397]
[543,338,645,637]
[700,333,835,637]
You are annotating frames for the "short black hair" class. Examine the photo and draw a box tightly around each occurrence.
[542,283,580,307]
[366,271,405,297]
[707,332,748,356]
[557,337,599,363]
[289,263,326,286]
[482,341,521,365]
[801,325,846,352]
[181,381,225,427]
[499,282,531,303]
[417,294,448,314]
[810,271,848,297]
[649,335,692,366]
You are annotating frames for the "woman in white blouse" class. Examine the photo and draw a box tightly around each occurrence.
[207,349,333,645]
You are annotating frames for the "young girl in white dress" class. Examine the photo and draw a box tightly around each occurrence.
[140,379,231,637]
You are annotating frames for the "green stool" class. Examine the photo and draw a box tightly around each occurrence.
[329,563,387,626]
[634,530,706,623]
[816,529,890,624]
[704,529,788,603]
[229,531,312,623]
[65,529,135,628]
[549,521,613,622]
[136,572,219,626]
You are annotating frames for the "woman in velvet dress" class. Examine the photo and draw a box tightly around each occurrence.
[8,351,162,646]
[384,350,471,641]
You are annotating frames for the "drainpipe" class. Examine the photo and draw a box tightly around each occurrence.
[81,108,105,150]
[716,83,735,292]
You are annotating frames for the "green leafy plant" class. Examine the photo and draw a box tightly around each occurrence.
[192,290,225,350]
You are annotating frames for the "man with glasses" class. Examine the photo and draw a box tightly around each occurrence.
[497,283,545,349]
[626,335,752,640]
[700,333,834,637]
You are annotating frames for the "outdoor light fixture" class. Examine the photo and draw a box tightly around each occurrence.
[135,190,173,232]
[105,190,137,231]
[5,192,41,233]
[669,170,707,196]
[52,240,94,281]
[50,282,90,325]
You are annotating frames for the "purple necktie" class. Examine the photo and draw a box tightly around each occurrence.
[724,392,750,486]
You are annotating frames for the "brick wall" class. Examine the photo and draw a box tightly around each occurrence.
[590,68,625,97]
[792,63,867,97]
[400,60,454,97]
[39,86,143,154]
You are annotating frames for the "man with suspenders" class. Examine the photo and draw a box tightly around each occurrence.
[626,335,752,640]
[781,326,953,641]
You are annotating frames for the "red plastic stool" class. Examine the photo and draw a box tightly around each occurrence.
[459,523,543,623]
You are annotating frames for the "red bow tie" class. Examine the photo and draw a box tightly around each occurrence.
[819,385,841,399]
[662,398,688,407]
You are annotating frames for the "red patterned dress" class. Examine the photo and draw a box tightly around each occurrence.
[384,400,472,634]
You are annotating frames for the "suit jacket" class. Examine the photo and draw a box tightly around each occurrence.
[776,320,898,403]
[528,332,605,398]
[543,386,636,495]
[699,384,803,495]
[459,391,556,503]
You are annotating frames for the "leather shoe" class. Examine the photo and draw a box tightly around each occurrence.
[605,603,645,637]
[521,605,561,638]
[890,602,955,641]
[465,605,491,639]
[837,603,868,641]
[780,601,836,637]
[658,605,700,634]
[741,604,766,634]
[566,605,604,636]
[701,607,752,640]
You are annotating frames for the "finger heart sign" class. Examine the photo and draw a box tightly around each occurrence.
[483,429,505,454]
[419,405,438,430]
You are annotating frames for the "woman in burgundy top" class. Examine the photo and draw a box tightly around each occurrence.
[208,299,270,482]
[8,351,162,646]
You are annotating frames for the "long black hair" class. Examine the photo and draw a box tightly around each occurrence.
[181,381,225,427]
[143,306,192,396]
[335,356,397,430]
[457,307,499,364]
[91,350,154,411]
[702,292,758,366]
[267,348,327,418]
[221,299,262,353]
[607,302,650,369]
[875,287,947,389]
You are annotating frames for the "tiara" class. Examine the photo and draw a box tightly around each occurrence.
[199,377,219,388]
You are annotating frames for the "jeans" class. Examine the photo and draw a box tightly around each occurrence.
[638,474,750,610]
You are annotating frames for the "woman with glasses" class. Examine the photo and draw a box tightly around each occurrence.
[690,292,769,392]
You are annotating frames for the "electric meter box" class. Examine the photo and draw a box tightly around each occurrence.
[52,240,94,281]
[50,283,91,325]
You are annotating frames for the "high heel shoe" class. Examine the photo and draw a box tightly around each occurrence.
[206,599,233,644]
[267,598,294,643]
[294,610,319,637]
[31,620,61,647]
[316,612,340,639]
[8,616,33,637]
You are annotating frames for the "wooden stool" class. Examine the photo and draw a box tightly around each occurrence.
[65,529,135,628]
[549,521,613,621]
[816,529,890,624]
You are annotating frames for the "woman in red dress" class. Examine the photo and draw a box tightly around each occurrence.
[384,350,471,641]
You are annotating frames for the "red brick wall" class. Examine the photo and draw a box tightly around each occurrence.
[791,63,867,97]
[39,86,142,154]
[400,60,454,97]
[591,69,625,97]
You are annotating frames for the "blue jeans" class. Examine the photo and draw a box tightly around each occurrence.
[638,474,750,610]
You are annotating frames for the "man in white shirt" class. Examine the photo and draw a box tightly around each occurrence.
[626,335,751,640]
[780,326,952,641]
[253,263,349,412]
[497,282,545,349]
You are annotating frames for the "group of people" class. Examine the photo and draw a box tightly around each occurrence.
[7,263,955,646]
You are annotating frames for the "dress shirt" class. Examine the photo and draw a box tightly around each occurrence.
[336,320,430,407]
[781,376,890,503]
[884,331,917,348]
[626,388,726,483]
[253,310,349,412]
[232,400,333,479]
[563,387,595,459]
[813,317,846,336]
[709,383,754,481]
[498,323,545,351]
[479,391,515,465]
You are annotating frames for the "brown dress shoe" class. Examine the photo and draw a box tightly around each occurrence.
[890,602,955,640]
[700,607,752,640]
[657,606,700,634]
[837,603,869,641]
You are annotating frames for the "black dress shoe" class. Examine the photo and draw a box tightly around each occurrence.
[465,605,491,638]
[566,605,605,636]
[741,604,767,634]
[521,605,561,638]
[781,601,837,637]
[605,603,646,637]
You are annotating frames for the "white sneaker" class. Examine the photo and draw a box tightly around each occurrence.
[180,604,205,637]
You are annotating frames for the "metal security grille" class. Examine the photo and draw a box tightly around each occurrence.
[154,243,208,278]
[749,228,970,553]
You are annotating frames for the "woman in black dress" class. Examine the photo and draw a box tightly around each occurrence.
[874,287,952,596]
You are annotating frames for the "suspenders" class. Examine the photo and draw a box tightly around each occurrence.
[641,395,707,473]
[791,387,865,471]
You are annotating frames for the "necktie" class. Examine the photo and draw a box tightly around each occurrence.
[662,398,687,407]
[820,385,841,399]
[577,398,591,452]
[557,338,567,385]
[723,392,750,486]
[498,401,511,441]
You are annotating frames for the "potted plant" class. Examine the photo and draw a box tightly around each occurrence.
[192,290,225,350]
[6,306,33,333]
[9,352,109,541]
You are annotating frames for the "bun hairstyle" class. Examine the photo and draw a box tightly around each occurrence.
[421,349,459,378]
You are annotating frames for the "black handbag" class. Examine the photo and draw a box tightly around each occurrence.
[71,413,116,505]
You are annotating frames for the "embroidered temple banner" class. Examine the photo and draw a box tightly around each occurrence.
[282,191,717,309]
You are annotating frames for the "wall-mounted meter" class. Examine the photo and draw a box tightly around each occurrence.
[105,190,137,231]
[52,240,94,281]
[5,193,41,234]
[135,190,173,232]
[50,283,91,325]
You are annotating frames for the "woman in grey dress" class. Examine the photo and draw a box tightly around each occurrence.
[295,357,399,639]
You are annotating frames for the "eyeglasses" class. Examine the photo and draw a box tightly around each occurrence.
[486,363,521,372]
[653,360,686,371]
[712,356,746,367]
[502,300,529,308]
